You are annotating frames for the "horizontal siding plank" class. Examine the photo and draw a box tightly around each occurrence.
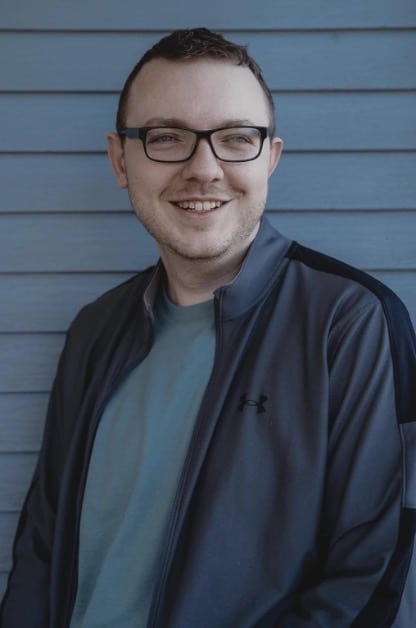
[0,334,64,393]
[0,394,47,451]
[1,0,415,30]
[0,212,158,270]
[1,153,415,213]
[1,31,416,92]
[0,273,131,332]
[0,211,415,272]
[1,92,416,152]
[0,271,415,334]
[0,513,18,572]
[271,211,416,272]
[0,453,36,512]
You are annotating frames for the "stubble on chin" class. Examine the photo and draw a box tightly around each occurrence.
[163,209,264,264]
[129,192,266,263]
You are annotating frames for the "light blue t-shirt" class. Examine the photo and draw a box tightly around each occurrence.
[70,289,215,628]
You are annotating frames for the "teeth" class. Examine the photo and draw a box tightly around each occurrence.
[176,200,223,211]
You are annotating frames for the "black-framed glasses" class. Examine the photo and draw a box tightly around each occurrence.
[119,125,271,163]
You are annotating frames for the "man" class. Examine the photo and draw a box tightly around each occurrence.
[1,28,415,628]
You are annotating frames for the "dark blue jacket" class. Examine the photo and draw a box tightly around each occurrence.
[1,218,415,627]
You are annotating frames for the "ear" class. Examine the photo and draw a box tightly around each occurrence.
[107,132,128,188]
[268,136,283,177]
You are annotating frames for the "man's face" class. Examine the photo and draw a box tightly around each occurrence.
[108,58,282,266]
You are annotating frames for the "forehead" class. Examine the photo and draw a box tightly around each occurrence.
[125,58,270,127]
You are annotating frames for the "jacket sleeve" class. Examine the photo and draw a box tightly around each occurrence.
[277,296,416,627]
[0,338,70,627]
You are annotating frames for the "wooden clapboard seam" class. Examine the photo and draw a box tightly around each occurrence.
[0,390,51,395]
[1,88,416,95]
[0,331,65,336]
[0,268,414,276]
[2,87,415,95]
[1,391,50,396]
[1,148,415,156]
[0,449,42,455]
[4,208,416,217]
[1,26,416,34]
[0,270,137,277]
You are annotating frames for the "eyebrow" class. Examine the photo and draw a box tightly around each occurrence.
[141,117,260,128]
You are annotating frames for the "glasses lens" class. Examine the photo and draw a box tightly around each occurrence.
[212,127,262,161]
[145,128,195,161]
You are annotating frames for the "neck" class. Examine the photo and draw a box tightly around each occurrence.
[160,249,248,306]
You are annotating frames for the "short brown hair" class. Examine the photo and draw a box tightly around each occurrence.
[116,28,275,136]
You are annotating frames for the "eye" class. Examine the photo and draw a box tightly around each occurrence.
[222,134,252,144]
[217,130,258,145]
[147,133,179,144]
[146,129,188,145]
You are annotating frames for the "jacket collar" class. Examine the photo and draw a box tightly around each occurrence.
[214,216,293,320]
[143,217,293,320]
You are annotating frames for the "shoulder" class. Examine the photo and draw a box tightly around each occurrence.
[58,266,157,366]
[286,241,412,326]
[287,243,416,416]
[70,265,155,332]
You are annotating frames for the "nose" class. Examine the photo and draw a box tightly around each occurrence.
[180,137,224,182]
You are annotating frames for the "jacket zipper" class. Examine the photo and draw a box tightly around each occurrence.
[146,289,224,628]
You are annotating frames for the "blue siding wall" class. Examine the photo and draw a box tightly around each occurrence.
[1,0,415,606]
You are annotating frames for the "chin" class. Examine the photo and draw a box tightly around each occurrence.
[166,239,230,261]
[162,231,224,256]
[173,247,226,261]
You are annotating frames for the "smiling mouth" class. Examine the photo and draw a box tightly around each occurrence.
[172,200,226,212]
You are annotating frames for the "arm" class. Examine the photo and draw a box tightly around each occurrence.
[277,296,416,627]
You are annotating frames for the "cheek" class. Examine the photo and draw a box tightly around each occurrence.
[127,163,179,197]
[238,167,270,198]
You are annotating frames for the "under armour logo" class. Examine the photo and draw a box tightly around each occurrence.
[238,394,268,414]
